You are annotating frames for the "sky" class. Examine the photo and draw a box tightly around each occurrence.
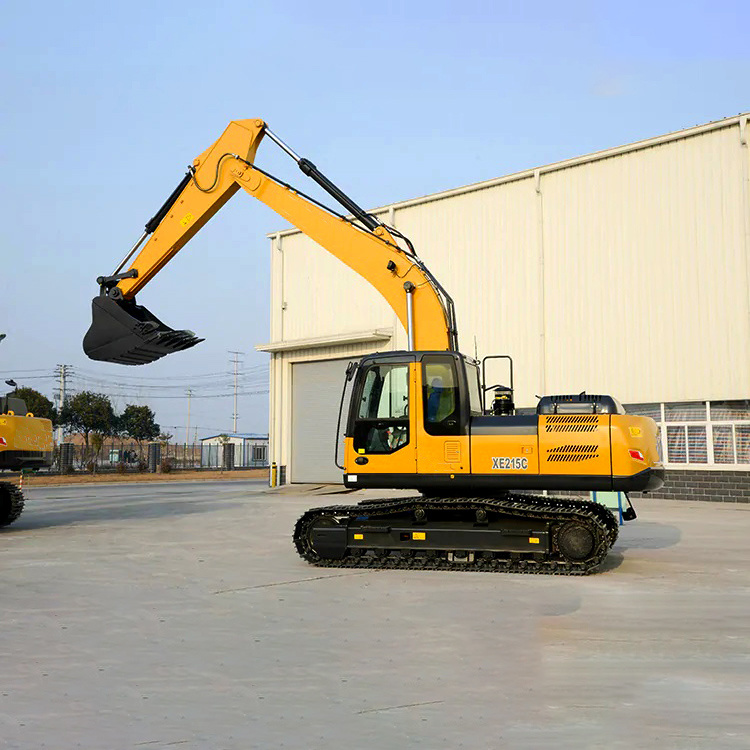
[1,0,748,440]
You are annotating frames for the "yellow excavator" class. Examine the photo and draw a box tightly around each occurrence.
[83,119,664,574]
[0,392,53,526]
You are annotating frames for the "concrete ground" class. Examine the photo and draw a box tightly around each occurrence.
[2,481,749,750]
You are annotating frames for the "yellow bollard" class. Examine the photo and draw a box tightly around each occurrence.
[271,462,277,488]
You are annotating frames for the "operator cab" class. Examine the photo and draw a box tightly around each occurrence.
[346,351,482,458]
[0,394,28,416]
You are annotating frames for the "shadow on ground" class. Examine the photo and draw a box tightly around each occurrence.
[615,521,682,550]
[537,593,583,617]
[599,551,625,573]
[0,495,244,533]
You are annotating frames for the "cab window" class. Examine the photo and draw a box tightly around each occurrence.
[353,363,410,454]
[466,363,483,416]
[422,356,461,435]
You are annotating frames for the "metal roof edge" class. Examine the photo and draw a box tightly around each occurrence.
[268,112,749,239]
[255,328,392,353]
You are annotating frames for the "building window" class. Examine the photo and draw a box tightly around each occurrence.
[713,425,735,464]
[687,426,708,464]
[626,400,750,468]
[666,425,687,463]
[710,400,750,421]
[665,402,707,422]
[736,425,750,464]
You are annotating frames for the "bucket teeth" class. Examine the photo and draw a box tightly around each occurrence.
[83,296,204,365]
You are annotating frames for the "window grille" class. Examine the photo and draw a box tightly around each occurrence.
[737,425,750,464]
[710,401,750,421]
[626,400,750,468]
[666,425,687,463]
[713,425,735,464]
[665,402,707,422]
[687,426,708,463]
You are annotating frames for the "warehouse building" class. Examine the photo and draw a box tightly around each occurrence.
[257,113,750,500]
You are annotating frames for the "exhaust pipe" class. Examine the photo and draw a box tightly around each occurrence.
[83,295,204,365]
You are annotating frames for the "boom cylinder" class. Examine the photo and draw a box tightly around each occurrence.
[264,126,380,232]
[405,281,415,350]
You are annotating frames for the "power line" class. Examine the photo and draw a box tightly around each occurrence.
[63,389,268,400]
[68,376,267,392]
[143,390,268,399]
[1,364,269,401]
[0,369,51,374]
[0,374,56,381]
[67,373,267,391]
[72,364,268,382]
[68,371,267,388]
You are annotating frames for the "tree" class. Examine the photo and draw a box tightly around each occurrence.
[59,391,116,447]
[10,386,56,422]
[89,432,106,473]
[119,404,160,455]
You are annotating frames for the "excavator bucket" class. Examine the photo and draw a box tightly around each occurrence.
[83,296,204,365]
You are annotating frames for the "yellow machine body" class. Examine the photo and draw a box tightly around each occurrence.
[0,408,53,471]
[342,355,663,495]
[0,395,53,527]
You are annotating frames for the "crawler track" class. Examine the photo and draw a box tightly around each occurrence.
[293,493,618,575]
[0,482,25,527]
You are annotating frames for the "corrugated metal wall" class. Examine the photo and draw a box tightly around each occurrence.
[269,231,396,344]
[264,115,750,472]
[539,125,750,403]
[392,178,544,400]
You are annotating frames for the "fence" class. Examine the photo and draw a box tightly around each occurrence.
[44,441,269,475]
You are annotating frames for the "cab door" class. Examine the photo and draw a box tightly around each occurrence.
[415,354,470,476]
[345,357,417,477]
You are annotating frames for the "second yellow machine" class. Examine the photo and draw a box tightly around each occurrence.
[1,391,53,527]
[83,119,664,574]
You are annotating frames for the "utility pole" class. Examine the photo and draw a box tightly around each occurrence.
[54,364,70,444]
[229,351,243,434]
[185,389,192,447]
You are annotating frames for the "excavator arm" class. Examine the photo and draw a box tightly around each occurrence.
[84,119,458,364]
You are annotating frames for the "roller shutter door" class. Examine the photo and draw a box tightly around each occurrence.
[291,358,353,483]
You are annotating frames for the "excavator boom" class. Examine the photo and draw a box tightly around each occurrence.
[84,119,457,364]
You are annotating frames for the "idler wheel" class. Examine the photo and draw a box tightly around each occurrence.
[308,515,347,560]
[555,521,596,562]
